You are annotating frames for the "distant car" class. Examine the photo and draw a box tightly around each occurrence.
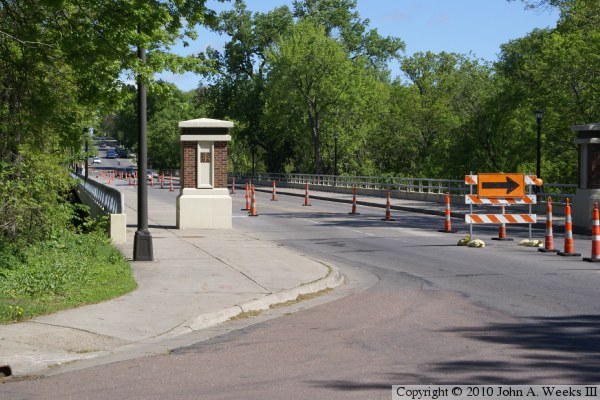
[93,157,102,164]
[106,149,117,159]
[146,169,159,180]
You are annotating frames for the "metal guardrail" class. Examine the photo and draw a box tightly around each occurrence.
[71,173,124,214]
[230,172,577,201]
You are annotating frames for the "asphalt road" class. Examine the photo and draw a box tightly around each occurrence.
[3,188,599,399]
[87,148,135,171]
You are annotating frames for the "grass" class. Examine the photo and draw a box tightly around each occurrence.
[0,230,137,323]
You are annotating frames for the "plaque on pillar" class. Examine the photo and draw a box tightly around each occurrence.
[572,122,600,233]
[176,118,233,229]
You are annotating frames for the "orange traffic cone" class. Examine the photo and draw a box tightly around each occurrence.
[169,172,174,192]
[303,183,311,206]
[128,173,132,186]
[381,192,395,221]
[539,197,558,252]
[558,198,580,256]
[160,173,165,189]
[249,185,258,216]
[242,182,250,210]
[231,177,236,194]
[348,186,360,215]
[492,205,513,241]
[271,180,278,201]
[583,202,600,262]
[439,192,457,233]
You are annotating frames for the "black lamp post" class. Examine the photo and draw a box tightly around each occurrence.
[252,135,256,181]
[535,110,543,184]
[83,127,90,182]
[133,38,154,262]
[333,131,338,187]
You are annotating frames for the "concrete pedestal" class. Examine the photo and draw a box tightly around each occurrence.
[572,123,600,232]
[176,188,232,229]
[573,189,600,233]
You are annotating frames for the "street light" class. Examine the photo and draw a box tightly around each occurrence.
[252,133,256,181]
[83,127,90,182]
[333,131,338,187]
[133,37,154,261]
[535,110,543,190]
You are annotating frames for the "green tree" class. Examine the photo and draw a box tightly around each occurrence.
[148,86,199,170]
[267,20,360,174]
[0,0,223,241]
[199,0,294,172]
[292,0,404,74]
[494,0,599,182]
[201,0,403,174]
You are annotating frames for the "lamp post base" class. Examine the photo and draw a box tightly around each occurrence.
[133,230,154,261]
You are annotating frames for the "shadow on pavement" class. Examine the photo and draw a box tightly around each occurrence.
[432,314,600,384]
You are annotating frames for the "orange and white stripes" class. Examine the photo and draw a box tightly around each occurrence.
[271,180,278,201]
[465,175,538,185]
[465,214,536,224]
[382,192,394,222]
[465,195,536,205]
[243,182,250,211]
[539,197,557,252]
[584,202,600,262]
[303,183,311,207]
[558,198,580,256]
[440,192,455,232]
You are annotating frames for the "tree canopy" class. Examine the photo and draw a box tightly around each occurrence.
[0,0,222,242]
[2,0,597,245]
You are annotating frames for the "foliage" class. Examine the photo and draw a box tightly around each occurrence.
[1,0,223,244]
[0,147,75,242]
[201,0,599,183]
[494,0,599,182]
[199,0,403,175]
[0,230,136,323]
[148,85,199,170]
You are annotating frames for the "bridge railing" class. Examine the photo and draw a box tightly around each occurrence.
[230,172,577,202]
[71,173,126,243]
[72,173,124,214]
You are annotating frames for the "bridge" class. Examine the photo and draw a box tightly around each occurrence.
[74,171,580,245]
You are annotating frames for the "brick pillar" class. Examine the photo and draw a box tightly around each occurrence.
[214,142,228,188]
[588,144,600,189]
[182,141,197,188]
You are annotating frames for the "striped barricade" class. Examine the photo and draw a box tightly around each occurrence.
[465,195,536,205]
[464,174,538,234]
[465,214,537,224]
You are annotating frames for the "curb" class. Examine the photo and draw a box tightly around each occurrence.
[5,265,344,378]
[176,263,343,334]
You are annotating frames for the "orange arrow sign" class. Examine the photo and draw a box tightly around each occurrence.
[477,173,525,198]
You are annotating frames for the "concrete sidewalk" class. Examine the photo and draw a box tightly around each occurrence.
[0,182,343,378]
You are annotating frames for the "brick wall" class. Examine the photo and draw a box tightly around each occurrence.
[181,141,228,188]
[589,144,600,189]
[214,142,228,188]
[182,141,197,188]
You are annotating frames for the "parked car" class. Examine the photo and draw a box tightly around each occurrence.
[93,157,102,164]
[106,149,117,159]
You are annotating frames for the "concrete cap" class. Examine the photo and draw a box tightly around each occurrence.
[178,118,234,129]
[572,122,600,132]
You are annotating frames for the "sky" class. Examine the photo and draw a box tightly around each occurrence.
[156,0,560,91]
